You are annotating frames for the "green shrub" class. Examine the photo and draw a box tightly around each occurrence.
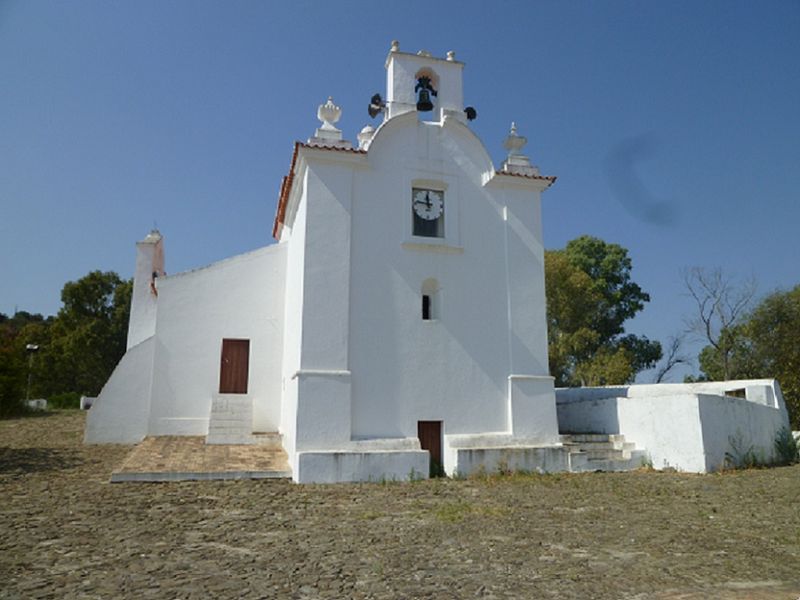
[47,391,81,409]
[774,427,800,466]
[724,430,764,469]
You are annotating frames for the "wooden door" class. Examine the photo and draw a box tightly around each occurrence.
[219,339,250,394]
[418,421,443,477]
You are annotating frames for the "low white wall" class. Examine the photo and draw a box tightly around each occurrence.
[84,337,155,444]
[697,393,789,470]
[556,380,790,472]
[451,446,569,477]
[556,394,706,471]
[295,450,429,484]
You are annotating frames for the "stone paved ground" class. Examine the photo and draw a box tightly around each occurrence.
[113,436,290,480]
[1,411,799,599]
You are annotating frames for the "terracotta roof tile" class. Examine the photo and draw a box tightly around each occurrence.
[494,170,557,185]
[272,142,300,240]
[300,142,367,154]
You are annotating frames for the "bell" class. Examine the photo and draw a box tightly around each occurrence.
[417,89,434,112]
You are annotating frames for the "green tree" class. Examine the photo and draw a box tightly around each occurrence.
[545,236,661,386]
[0,326,27,417]
[0,272,133,407]
[697,285,800,428]
[41,271,132,397]
[684,267,757,380]
[0,311,53,416]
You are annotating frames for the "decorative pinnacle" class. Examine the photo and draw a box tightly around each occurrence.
[390,40,399,52]
[503,122,527,156]
[317,97,342,131]
[446,50,455,61]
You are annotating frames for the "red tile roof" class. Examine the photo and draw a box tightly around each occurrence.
[271,142,300,240]
[494,170,557,186]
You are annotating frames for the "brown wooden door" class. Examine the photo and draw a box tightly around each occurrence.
[418,421,443,477]
[219,339,249,394]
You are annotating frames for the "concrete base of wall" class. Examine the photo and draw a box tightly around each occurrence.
[451,446,571,477]
[295,450,430,484]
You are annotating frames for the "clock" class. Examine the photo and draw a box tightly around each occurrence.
[413,189,443,221]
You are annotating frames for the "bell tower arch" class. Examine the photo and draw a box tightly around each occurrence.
[384,42,465,122]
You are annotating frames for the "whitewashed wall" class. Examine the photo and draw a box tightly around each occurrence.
[697,392,789,469]
[279,182,308,471]
[294,112,555,446]
[556,380,790,472]
[84,337,155,444]
[147,244,286,435]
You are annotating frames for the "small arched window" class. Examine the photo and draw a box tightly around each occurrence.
[421,278,440,321]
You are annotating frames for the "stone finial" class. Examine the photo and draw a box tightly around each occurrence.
[446,50,456,61]
[308,97,352,148]
[357,125,375,150]
[317,97,342,133]
[503,122,527,156]
[142,229,162,243]
[417,49,432,57]
[501,122,540,176]
[390,40,399,52]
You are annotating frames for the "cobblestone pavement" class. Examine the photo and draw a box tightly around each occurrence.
[1,411,799,599]
[113,436,290,480]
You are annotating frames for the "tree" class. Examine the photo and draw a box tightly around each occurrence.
[0,324,26,417]
[652,334,691,383]
[696,285,800,428]
[0,272,133,411]
[40,271,132,397]
[684,267,756,380]
[545,235,662,386]
[0,311,52,416]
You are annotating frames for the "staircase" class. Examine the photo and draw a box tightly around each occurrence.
[561,433,648,472]
[206,396,256,445]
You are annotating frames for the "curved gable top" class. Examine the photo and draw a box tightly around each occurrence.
[365,112,497,184]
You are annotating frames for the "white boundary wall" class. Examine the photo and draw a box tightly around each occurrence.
[556,380,790,472]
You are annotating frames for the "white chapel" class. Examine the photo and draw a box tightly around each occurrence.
[86,43,791,481]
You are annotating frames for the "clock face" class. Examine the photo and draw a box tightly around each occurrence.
[413,189,443,221]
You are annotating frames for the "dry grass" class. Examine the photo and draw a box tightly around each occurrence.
[1,411,799,599]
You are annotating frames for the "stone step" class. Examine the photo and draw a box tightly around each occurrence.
[207,396,255,445]
[209,407,251,418]
[563,440,635,452]
[582,449,631,460]
[562,433,626,443]
[252,432,284,448]
[208,417,250,433]
[563,433,647,473]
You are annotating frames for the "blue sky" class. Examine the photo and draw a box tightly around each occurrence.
[1,1,798,380]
